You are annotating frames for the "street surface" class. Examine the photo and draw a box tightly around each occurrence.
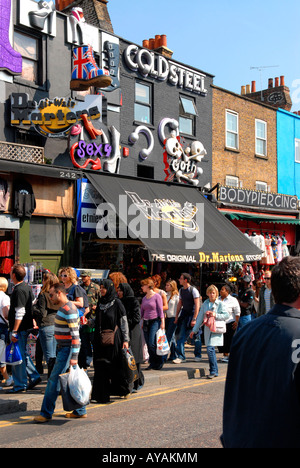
[0,347,227,451]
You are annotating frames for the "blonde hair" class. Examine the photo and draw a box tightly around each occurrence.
[0,277,8,292]
[58,267,77,284]
[206,284,219,296]
[42,272,59,293]
[166,279,179,300]
[109,272,127,290]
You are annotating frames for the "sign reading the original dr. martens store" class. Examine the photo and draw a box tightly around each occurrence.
[10,93,102,138]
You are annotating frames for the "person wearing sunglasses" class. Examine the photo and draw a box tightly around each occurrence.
[257,271,275,317]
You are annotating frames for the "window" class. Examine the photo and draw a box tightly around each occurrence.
[137,164,154,179]
[255,120,267,156]
[295,139,300,163]
[225,175,239,188]
[256,181,268,191]
[179,95,197,136]
[134,82,151,123]
[30,218,62,251]
[226,110,239,149]
[14,32,40,84]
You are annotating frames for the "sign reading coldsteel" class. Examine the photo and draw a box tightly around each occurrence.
[218,186,298,211]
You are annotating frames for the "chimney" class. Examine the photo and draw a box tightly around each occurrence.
[268,78,273,88]
[275,77,279,87]
[58,0,114,34]
[143,34,173,59]
[246,84,251,94]
[241,85,246,95]
[280,76,285,86]
[251,81,256,93]
[55,0,74,10]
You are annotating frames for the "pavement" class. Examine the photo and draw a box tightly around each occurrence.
[0,345,229,416]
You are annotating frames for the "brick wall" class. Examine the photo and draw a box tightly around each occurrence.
[212,86,277,192]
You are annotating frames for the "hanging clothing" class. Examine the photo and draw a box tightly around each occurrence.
[0,177,9,211]
[13,180,36,218]
[261,238,275,265]
[282,239,289,258]
[277,237,283,262]
[271,236,278,263]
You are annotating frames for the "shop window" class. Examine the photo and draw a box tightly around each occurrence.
[179,95,197,136]
[226,110,239,150]
[256,181,268,192]
[225,175,239,188]
[295,139,300,163]
[14,31,40,85]
[134,82,152,124]
[30,218,62,251]
[255,120,267,157]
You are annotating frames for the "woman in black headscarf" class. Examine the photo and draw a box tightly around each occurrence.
[117,283,144,392]
[91,279,130,403]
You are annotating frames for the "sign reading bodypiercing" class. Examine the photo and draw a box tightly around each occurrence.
[10,93,102,138]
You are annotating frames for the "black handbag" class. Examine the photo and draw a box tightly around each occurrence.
[121,347,139,383]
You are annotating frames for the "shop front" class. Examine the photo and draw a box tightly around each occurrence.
[75,172,263,295]
[0,158,78,288]
[217,185,300,279]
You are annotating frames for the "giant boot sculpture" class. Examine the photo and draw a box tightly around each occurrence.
[0,0,22,74]
[70,44,112,91]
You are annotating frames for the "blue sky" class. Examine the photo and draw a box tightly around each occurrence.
[107,0,300,110]
[38,0,300,110]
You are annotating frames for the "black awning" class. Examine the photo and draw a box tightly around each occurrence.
[0,159,82,179]
[86,172,263,264]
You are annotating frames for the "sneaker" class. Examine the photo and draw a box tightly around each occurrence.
[194,357,202,362]
[207,374,218,379]
[173,358,182,364]
[221,357,229,363]
[2,376,14,387]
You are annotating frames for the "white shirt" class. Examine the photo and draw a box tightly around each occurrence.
[166,293,179,318]
[0,290,10,325]
[220,294,241,323]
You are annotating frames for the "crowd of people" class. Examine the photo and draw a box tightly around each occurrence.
[0,262,275,424]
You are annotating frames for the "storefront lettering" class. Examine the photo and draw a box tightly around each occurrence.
[77,141,112,159]
[124,44,207,95]
[10,93,101,138]
[219,186,298,211]
[199,252,246,263]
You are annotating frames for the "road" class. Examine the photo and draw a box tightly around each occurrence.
[0,363,226,451]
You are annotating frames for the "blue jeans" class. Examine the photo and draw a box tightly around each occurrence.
[38,325,56,364]
[175,316,202,360]
[41,346,86,419]
[11,330,40,391]
[207,346,218,376]
[164,317,177,361]
[237,315,252,331]
[143,318,163,370]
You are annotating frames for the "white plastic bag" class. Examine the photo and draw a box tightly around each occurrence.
[68,365,92,406]
[156,329,170,356]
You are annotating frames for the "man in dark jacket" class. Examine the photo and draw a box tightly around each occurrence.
[8,264,41,393]
[222,256,300,448]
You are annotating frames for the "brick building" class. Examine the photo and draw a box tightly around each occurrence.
[212,81,300,255]
[212,85,277,192]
